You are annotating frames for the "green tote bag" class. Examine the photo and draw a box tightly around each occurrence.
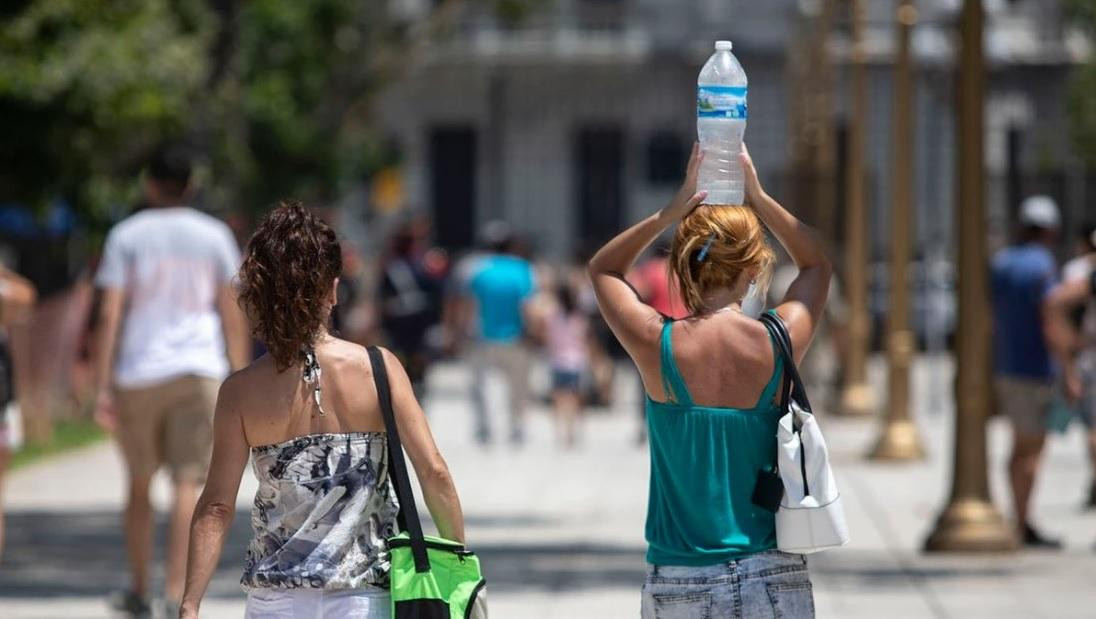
[368,347,488,619]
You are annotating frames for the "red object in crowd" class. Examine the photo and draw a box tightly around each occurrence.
[630,257,689,320]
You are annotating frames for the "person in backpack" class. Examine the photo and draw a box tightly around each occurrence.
[588,143,829,618]
[180,202,465,619]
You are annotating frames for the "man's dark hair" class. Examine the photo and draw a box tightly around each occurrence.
[1019,224,1053,245]
[147,143,193,197]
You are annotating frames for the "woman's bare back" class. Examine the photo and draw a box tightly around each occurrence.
[640,311,780,409]
[230,338,386,448]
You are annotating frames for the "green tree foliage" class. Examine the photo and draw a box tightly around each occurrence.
[0,0,212,218]
[221,0,448,211]
[1065,0,1096,166]
[0,0,464,222]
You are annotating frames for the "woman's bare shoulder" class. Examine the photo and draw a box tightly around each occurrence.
[325,338,375,374]
[219,354,278,405]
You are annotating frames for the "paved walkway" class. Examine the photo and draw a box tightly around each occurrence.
[2,355,1095,618]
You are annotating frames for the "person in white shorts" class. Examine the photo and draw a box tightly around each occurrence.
[93,144,249,617]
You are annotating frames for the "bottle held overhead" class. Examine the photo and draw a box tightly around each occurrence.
[697,39,748,206]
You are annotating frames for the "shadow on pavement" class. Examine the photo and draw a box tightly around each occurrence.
[809,550,1013,584]
[0,508,647,600]
[0,509,252,601]
[474,542,646,592]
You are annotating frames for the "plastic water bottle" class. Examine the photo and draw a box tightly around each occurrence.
[697,40,748,205]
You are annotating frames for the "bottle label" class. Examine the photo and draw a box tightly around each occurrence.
[697,86,748,119]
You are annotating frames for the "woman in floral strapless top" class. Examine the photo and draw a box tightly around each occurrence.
[181,202,465,618]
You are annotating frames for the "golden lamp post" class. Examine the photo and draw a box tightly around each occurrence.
[869,0,925,461]
[839,0,875,417]
[924,0,1016,552]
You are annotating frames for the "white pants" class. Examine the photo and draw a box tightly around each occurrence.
[244,588,389,618]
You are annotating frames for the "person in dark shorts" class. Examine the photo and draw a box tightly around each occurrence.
[990,195,1061,548]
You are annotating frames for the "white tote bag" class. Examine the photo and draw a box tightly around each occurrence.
[760,312,849,554]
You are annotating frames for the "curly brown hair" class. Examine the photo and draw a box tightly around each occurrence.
[237,201,342,371]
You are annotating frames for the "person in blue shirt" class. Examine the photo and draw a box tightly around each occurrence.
[990,195,1062,548]
[462,222,537,445]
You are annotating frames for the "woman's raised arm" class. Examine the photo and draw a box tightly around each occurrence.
[739,145,832,360]
[587,144,707,357]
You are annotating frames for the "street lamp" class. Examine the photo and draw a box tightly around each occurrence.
[839,0,875,417]
[923,0,1015,552]
[869,0,925,461]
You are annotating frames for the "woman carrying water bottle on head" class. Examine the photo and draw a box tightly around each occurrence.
[587,143,831,618]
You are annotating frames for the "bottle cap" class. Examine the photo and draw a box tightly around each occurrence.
[715,40,733,51]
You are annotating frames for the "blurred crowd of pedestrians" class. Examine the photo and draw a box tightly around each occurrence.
[0,142,1095,615]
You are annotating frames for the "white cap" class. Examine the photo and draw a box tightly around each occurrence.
[1018,195,1060,230]
[715,40,733,51]
[480,220,513,246]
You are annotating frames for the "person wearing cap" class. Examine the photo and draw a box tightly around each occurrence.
[1050,221,1096,508]
[456,221,538,445]
[990,195,1063,548]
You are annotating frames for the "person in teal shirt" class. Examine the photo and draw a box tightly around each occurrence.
[463,223,537,445]
[588,144,831,618]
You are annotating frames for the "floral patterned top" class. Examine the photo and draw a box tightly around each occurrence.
[241,432,400,591]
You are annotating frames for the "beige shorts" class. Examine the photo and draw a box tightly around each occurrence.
[114,375,220,482]
[994,376,1054,438]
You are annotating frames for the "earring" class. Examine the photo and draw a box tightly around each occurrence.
[749,278,758,286]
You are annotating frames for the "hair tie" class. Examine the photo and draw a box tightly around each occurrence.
[697,234,716,262]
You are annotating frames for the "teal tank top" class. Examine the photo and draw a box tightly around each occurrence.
[645,317,784,566]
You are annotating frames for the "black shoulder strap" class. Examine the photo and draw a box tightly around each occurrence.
[760,312,812,414]
[367,346,431,573]
[760,312,814,496]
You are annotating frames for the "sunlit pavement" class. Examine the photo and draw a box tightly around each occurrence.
[2,354,1095,618]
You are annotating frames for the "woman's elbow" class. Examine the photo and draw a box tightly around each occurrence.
[799,255,833,285]
[194,498,235,525]
[419,460,458,497]
[586,257,602,279]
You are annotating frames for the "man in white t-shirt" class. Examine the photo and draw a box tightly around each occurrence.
[93,145,248,616]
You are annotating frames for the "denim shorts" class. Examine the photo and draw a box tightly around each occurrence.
[641,550,813,618]
[551,368,582,391]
